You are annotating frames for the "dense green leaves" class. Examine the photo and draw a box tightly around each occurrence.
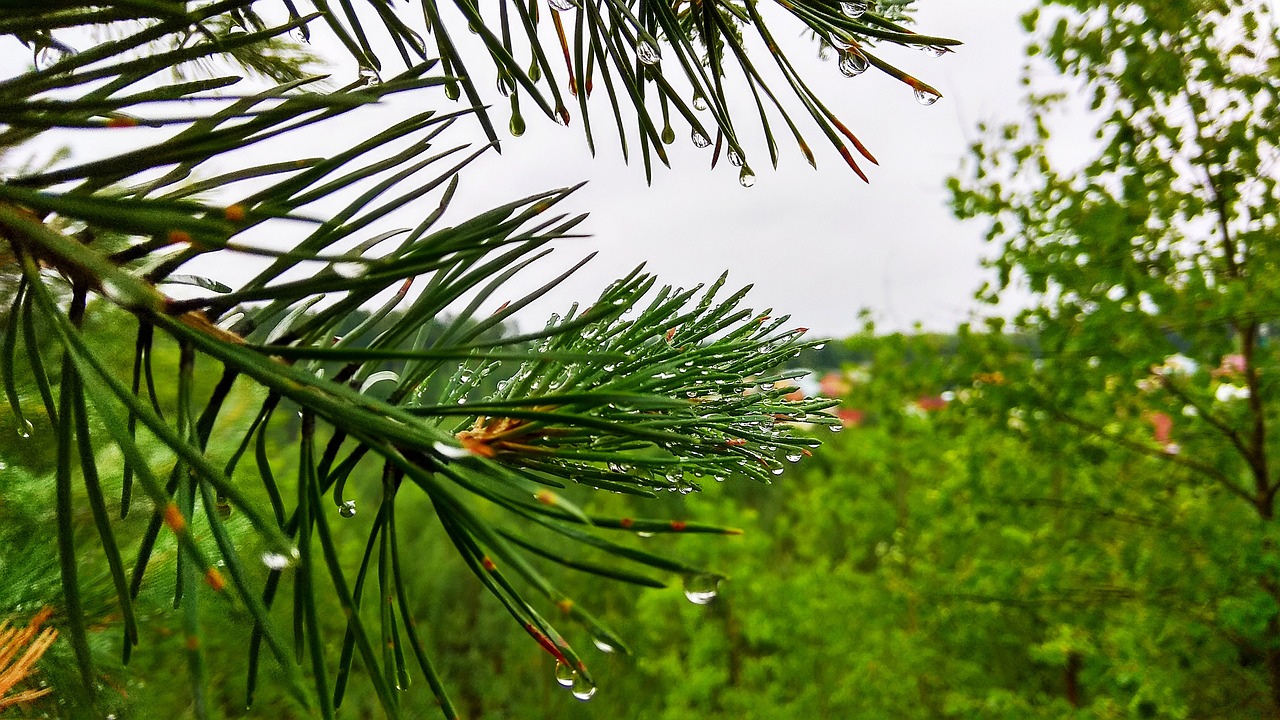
[945,0,1280,715]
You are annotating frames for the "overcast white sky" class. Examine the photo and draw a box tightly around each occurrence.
[9,1,1045,339]
[394,0,1044,338]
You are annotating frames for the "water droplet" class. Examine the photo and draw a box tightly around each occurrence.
[261,551,294,570]
[333,260,366,278]
[829,423,843,433]
[554,662,576,687]
[571,674,597,701]
[510,113,526,137]
[34,45,70,70]
[636,531,654,538]
[840,1,868,18]
[738,166,756,187]
[692,94,708,111]
[683,574,720,605]
[786,452,803,463]
[17,419,33,439]
[592,636,616,653]
[433,441,471,459]
[727,149,744,167]
[922,44,947,57]
[914,87,941,106]
[549,0,576,10]
[839,50,869,77]
[445,82,461,100]
[99,278,141,308]
[770,465,785,476]
[290,27,308,42]
[339,500,357,518]
[636,41,661,66]
[691,129,711,148]
[661,125,675,144]
[813,342,827,350]
[357,66,381,86]
[760,382,775,391]
[491,72,513,98]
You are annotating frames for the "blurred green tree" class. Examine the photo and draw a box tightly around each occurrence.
[949,0,1280,715]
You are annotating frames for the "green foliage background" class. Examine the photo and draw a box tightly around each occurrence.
[4,0,1280,718]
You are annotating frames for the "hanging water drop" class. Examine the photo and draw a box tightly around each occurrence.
[510,113,526,137]
[785,452,803,463]
[770,465,785,476]
[549,0,576,11]
[571,674,597,701]
[496,73,514,97]
[34,45,69,70]
[636,531,654,538]
[357,66,381,86]
[838,50,869,77]
[727,149,744,167]
[839,1,868,18]
[829,423,844,433]
[339,500,357,518]
[636,41,661,66]
[261,551,294,570]
[691,129,711,148]
[17,419,33,439]
[738,166,756,188]
[661,125,676,144]
[682,574,720,605]
[692,94,708,112]
[914,87,941,106]
[814,342,827,350]
[592,636,616,653]
[760,382,775,391]
[554,662,576,688]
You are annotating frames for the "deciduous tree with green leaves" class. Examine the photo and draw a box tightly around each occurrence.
[950,0,1280,715]
[0,0,956,716]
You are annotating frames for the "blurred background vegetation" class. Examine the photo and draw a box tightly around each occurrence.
[4,0,1279,718]
[4,314,1278,718]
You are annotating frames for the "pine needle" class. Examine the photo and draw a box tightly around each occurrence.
[0,607,59,711]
